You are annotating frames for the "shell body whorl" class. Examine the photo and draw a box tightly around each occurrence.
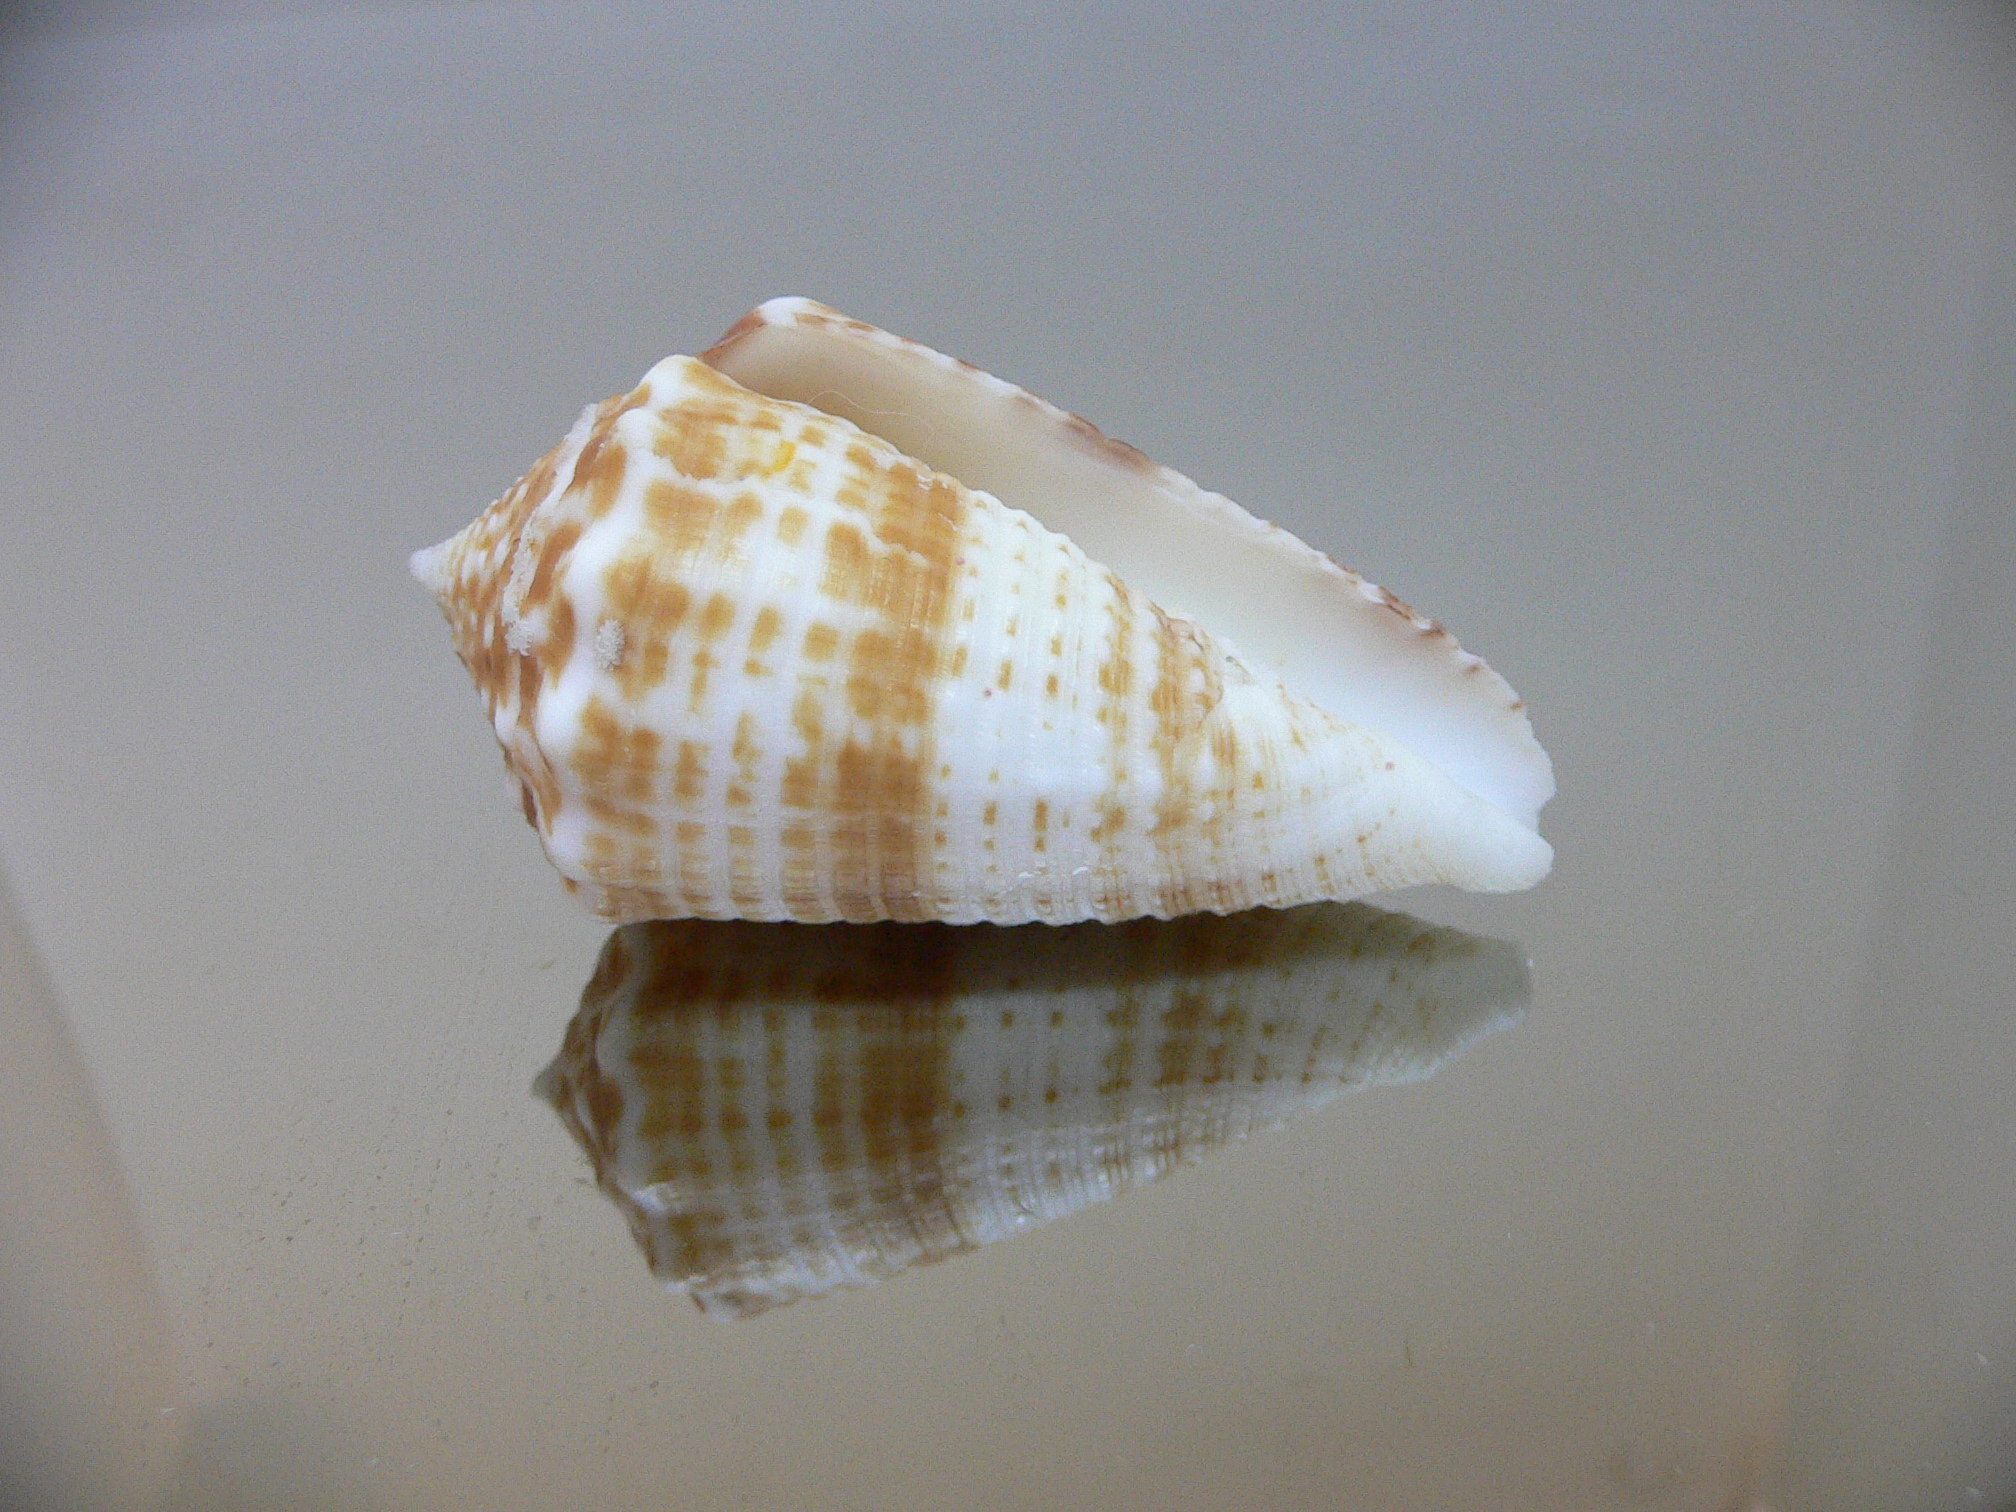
[415,302,1552,924]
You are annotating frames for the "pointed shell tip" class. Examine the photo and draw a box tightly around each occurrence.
[409,541,451,602]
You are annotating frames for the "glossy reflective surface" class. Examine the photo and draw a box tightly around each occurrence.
[541,907,1526,1317]
[2,4,2012,1508]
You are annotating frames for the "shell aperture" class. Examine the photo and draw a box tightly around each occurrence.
[535,901,1529,1319]
[414,300,1553,924]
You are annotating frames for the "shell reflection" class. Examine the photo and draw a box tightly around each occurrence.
[536,902,1527,1319]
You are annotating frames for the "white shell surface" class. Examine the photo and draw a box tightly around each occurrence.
[705,299,1554,831]
[535,903,1529,1319]
[414,302,1552,924]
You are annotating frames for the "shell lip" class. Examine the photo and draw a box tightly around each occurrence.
[700,297,1554,835]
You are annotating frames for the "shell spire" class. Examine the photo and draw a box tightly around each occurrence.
[414,301,1553,924]
[408,540,451,603]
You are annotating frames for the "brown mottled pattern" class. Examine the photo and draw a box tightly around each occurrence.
[1056,598,1228,919]
[1090,575,1134,844]
[600,549,688,700]
[429,453,557,721]
[727,716,763,913]
[1146,611,1215,845]
[572,390,649,517]
[686,591,736,714]
[745,606,782,674]
[424,398,643,834]
[422,352,982,922]
[418,388,649,842]
[797,454,965,921]
[570,696,660,838]
[422,305,1548,927]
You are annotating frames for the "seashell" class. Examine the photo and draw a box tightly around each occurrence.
[534,901,1528,1319]
[414,299,1552,924]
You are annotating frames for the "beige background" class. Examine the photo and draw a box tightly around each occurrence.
[2,2,2013,1508]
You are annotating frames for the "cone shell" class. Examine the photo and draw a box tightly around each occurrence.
[414,299,1553,924]
[535,902,1528,1319]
